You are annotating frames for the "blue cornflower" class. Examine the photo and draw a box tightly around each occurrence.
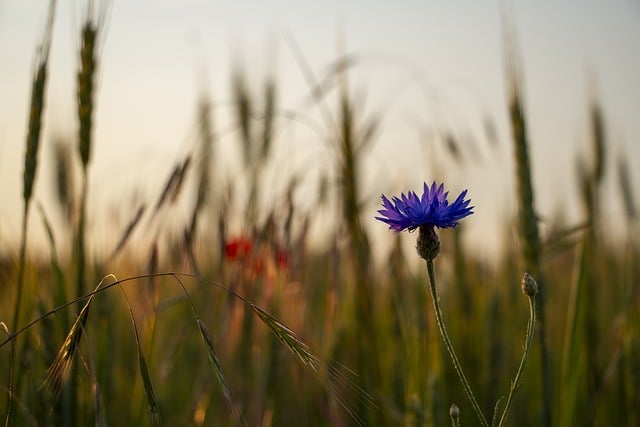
[376,181,473,233]
[377,182,474,260]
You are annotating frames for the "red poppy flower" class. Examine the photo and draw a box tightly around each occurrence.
[224,236,253,260]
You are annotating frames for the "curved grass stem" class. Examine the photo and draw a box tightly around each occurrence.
[426,259,489,427]
[497,289,537,427]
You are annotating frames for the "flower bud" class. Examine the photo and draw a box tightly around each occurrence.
[416,226,440,260]
[521,272,538,297]
[450,404,460,424]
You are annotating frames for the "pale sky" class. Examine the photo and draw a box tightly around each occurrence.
[1,1,639,263]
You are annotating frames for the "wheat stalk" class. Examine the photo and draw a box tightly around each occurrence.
[52,138,76,223]
[188,95,215,251]
[503,14,552,425]
[77,20,97,170]
[74,1,110,298]
[7,2,56,423]
[23,64,48,207]
[41,276,112,401]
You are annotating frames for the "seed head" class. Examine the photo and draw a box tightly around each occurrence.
[521,272,538,297]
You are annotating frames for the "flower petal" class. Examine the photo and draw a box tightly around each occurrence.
[376,182,473,232]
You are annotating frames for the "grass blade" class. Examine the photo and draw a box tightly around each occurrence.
[137,351,160,426]
[197,319,243,425]
[119,286,161,426]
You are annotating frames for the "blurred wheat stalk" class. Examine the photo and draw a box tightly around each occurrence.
[74,1,108,300]
[503,21,553,426]
[6,1,56,424]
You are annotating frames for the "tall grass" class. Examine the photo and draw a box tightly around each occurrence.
[333,71,382,425]
[504,27,553,426]
[1,6,638,426]
[74,2,107,300]
[559,96,608,426]
[6,1,55,424]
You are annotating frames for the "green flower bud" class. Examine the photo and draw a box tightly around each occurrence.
[416,225,440,261]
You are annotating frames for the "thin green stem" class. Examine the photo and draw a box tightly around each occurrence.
[6,206,29,426]
[75,175,88,299]
[497,293,536,427]
[11,210,29,339]
[426,259,489,427]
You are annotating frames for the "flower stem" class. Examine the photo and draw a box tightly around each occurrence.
[426,259,489,427]
[497,290,537,427]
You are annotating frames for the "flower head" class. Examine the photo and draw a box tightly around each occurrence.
[376,181,474,233]
[224,236,253,260]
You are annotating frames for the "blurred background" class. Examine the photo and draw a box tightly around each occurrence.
[1,0,638,264]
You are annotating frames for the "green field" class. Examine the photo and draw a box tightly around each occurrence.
[1,2,639,426]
